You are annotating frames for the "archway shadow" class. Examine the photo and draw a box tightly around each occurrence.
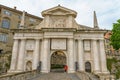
[50,51,66,73]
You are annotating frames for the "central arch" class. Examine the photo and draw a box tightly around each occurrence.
[50,51,66,72]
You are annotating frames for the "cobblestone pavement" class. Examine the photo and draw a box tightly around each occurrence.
[29,72,80,80]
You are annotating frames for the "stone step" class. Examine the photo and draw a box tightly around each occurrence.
[68,73,80,80]
[29,72,81,80]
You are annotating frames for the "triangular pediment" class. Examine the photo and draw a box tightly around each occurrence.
[42,5,77,17]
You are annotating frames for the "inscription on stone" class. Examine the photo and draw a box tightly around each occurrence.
[51,39,66,50]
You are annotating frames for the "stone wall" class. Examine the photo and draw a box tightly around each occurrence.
[0,70,37,80]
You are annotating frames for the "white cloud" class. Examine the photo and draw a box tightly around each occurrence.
[0,0,120,30]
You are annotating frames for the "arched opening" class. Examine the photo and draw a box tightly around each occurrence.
[50,51,66,72]
[85,61,91,73]
[26,61,32,71]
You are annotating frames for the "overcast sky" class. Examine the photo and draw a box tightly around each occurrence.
[0,0,120,30]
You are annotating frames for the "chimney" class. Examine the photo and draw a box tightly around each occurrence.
[14,6,17,10]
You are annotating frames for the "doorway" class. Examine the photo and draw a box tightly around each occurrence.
[50,51,66,72]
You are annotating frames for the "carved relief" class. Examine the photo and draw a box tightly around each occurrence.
[26,40,35,50]
[54,18,65,28]
[51,16,67,28]
[26,61,32,71]
[26,50,33,58]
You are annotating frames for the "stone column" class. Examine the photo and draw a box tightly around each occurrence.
[9,39,19,71]
[92,39,100,73]
[17,39,26,71]
[78,39,84,71]
[33,39,40,70]
[41,38,49,73]
[99,39,109,73]
[68,38,75,73]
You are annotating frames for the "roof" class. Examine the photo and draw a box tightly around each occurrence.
[41,5,77,17]
[0,4,43,20]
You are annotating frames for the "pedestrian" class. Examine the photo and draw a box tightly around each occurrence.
[64,65,68,72]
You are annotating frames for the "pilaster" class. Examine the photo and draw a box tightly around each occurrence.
[9,39,19,71]
[92,39,100,73]
[17,39,26,72]
[99,39,109,74]
[41,38,49,73]
[78,39,84,72]
[68,38,75,73]
[33,39,40,70]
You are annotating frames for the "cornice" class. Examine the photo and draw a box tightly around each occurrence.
[10,29,42,33]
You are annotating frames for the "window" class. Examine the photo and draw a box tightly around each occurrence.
[18,15,22,19]
[4,10,11,16]
[0,34,8,43]
[2,19,10,28]
[29,18,36,22]
[17,22,20,28]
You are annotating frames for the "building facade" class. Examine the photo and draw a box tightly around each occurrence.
[0,5,42,53]
[9,5,109,76]
[104,32,120,57]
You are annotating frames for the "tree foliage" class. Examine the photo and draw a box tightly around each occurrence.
[110,19,120,50]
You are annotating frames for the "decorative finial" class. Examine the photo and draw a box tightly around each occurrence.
[58,4,61,6]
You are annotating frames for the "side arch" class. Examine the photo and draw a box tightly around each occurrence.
[85,61,91,73]
[26,61,32,71]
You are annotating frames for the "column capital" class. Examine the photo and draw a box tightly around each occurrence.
[21,38,26,40]
[92,39,98,41]
[14,39,19,42]
[77,38,84,41]
[34,38,41,40]
[68,38,74,39]
[99,39,104,41]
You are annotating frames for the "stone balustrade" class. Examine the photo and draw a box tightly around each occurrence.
[98,74,115,80]
[0,70,38,80]
[76,71,115,80]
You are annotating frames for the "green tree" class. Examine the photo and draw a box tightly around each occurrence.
[110,19,120,50]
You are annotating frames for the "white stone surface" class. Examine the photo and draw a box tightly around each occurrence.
[9,6,109,76]
[51,39,66,50]
[9,39,19,71]
[33,39,40,70]
[92,39,100,73]
[78,39,84,71]
[17,39,26,71]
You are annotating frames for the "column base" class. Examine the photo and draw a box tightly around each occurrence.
[68,70,75,73]
[101,71,110,74]
[78,70,84,72]
[7,70,23,74]
[41,70,49,73]
[94,70,101,74]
